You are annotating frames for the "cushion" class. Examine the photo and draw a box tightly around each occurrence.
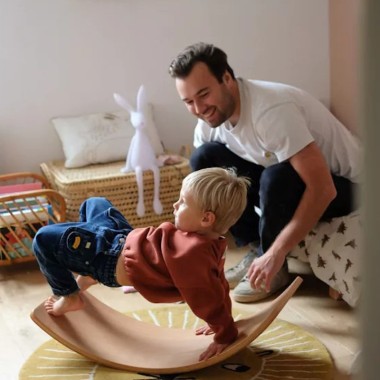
[52,106,164,168]
[289,210,361,307]
[0,182,42,195]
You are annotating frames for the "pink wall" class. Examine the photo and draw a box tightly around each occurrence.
[329,0,361,133]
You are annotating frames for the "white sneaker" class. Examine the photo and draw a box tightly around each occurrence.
[224,243,258,289]
[232,267,290,303]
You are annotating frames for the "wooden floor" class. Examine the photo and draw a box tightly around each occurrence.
[0,242,359,380]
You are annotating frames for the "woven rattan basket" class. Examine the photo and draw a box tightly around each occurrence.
[40,159,190,227]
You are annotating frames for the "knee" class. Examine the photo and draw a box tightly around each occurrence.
[80,197,107,207]
[189,142,225,171]
[260,165,288,196]
[33,225,59,257]
[79,197,109,213]
[259,163,304,202]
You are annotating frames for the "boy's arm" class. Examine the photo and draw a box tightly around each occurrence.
[176,274,237,345]
[194,277,236,362]
[164,233,238,356]
[178,283,238,361]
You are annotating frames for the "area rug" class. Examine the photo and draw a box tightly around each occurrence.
[20,304,334,380]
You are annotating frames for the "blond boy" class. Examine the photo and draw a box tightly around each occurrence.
[33,167,249,360]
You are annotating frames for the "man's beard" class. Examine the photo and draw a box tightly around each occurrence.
[202,94,236,128]
[201,107,229,128]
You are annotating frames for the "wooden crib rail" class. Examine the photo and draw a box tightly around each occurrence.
[0,186,66,266]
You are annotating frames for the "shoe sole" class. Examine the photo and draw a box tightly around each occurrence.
[232,292,273,303]
[233,284,288,303]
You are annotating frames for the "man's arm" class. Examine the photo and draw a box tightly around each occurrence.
[248,142,337,290]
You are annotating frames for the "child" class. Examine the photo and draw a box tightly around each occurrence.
[33,167,249,360]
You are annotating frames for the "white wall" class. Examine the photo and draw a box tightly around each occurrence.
[0,0,329,173]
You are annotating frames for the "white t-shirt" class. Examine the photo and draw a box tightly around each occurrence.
[194,79,361,183]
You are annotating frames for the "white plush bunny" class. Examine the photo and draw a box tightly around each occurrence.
[113,85,163,217]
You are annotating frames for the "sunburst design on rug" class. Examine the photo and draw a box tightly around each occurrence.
[20,304,333,380]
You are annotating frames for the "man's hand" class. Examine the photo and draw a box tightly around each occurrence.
[195,325,214,336]
[247,249,286,292]
[199,341,229,361]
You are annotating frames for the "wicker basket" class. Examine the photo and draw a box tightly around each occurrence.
[0,172,66,266]
[40,159,191,227]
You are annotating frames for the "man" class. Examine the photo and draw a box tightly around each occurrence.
[168,42,361,302]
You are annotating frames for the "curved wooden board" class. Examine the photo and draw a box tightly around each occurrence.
[30,276,303,374]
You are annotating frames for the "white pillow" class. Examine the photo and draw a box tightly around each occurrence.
[52,106,164,168]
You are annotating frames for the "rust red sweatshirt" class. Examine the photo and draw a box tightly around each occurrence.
[122,222,238,344]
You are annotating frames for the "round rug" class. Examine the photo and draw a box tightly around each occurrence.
[21,304,334,380]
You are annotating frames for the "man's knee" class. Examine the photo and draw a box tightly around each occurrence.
[189,147,204,171]
[259,164,289,196]
[259,163,304,202]
[190,142,226,170]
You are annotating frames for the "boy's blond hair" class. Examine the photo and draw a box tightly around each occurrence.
[182,167,250,234]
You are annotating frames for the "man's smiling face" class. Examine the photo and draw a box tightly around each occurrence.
[175,62,236,128]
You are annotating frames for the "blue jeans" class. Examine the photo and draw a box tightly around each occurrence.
[190,142,357,255]
[33,197,133,296]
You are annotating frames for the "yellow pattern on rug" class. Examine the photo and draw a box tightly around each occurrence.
[20,304,333,380]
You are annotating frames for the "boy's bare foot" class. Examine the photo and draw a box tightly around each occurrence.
[76,275,98,291]
[44,293,84,316]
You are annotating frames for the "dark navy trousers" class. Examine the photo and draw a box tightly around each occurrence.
[190,142,357,255]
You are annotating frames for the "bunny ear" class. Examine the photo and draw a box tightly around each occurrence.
[113,93,134,112]
[136,85,147,112]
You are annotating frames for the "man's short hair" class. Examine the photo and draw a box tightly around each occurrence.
[182,167,249,234]
[168,42,235,82]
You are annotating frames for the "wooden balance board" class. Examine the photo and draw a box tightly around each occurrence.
[31,276,303,375]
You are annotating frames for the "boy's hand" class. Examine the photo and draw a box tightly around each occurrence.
[195,325,214,336]
[199,341,229,361]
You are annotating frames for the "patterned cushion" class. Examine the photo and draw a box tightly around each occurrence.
[289,210,361,307]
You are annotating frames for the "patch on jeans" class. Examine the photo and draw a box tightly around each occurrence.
[67,231,92,252]
[72,236,81,249]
